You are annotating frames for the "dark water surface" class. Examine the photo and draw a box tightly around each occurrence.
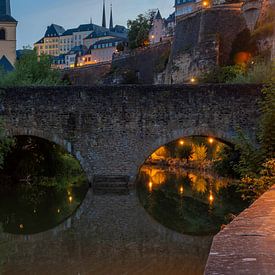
[137,166,249,235]
[0,166,249,275]
[0,183,88,234]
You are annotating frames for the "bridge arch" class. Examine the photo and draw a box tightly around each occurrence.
[4,125,93,182]
[133,127,237,180]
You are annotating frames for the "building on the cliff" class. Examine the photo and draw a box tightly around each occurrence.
[0,0,17,71]
[175,0,226,20]
[34,1,128,68]
[149,10,165,44]
[149,10,176,44]
[78,37,127,65]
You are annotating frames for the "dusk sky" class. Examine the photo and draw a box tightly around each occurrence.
[12,0,174,49]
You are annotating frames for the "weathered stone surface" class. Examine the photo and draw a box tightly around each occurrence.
[166,4,247,83]
[1,84,261,182]
[111,42,171,84]
[205,185,275,275]
[62,62,111,85]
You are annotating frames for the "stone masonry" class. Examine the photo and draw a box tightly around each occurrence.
[1,84,262,183]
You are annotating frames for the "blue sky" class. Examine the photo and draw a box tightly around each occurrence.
[12,0,174,49]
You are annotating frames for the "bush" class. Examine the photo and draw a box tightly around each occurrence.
[201,65,245,83]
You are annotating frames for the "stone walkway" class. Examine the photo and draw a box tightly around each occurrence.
[205,185,275,275]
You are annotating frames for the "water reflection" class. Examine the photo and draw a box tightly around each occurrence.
[137,166,248,235]
[0,183,88,234]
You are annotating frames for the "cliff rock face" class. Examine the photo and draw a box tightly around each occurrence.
[165,4,247,84]
[242,0,275,60]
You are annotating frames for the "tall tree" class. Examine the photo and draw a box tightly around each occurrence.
[127,10,156,49]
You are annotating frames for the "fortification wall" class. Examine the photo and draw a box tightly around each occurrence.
[165,4,247,84]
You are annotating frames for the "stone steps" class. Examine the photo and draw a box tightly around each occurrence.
[92,175,130,195]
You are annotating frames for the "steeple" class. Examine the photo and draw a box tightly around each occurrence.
[0,0,11,16]
[102,0,106,28]
[109,3,113,30]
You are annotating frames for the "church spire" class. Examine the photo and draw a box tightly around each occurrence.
[0,0,11,16]
[109,3,113,30]
[102,0,106,28]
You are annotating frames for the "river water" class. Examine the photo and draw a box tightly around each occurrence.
[0,166,249,274]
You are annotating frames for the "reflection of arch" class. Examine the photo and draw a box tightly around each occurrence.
[135,127,236,179]
[0,28,6,40]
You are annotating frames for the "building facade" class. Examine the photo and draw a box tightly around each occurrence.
[0,0,17,69]
[34,1,128,69]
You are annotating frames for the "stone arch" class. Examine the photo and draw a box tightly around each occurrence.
[4,126,90,180]
[2,126,93,235]
[133,127,236,180]
[0,28,6,40]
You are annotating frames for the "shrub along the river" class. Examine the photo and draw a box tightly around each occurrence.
[214,77,275,201]
[0,136,85,189]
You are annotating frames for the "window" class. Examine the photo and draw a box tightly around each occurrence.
[0,29,6,40]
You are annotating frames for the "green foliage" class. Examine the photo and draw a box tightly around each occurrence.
[191,144,207,163]
[127,10,155,49]
[233,131,264,178]
[230,61,273,84]
[214,146,241,178]
[201,65,245,83]
[202,61,273,84]
[1,136,85,189]
[238,159,275,200]
[259,77,275,157]
[0,50,65,86]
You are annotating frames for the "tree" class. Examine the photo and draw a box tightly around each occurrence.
[177,145,193,163]
[191,144,207,163]
[0,50,65,86]
[127,10,156,49]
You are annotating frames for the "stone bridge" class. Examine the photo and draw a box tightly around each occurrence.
[1,84,262,182]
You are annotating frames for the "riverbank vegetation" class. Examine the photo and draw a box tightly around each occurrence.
[0,136,86,190]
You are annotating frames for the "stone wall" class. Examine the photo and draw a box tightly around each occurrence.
[165,4,247,84]
[1,84,261,182]
[62,62,111,85]
[110,41,171,84]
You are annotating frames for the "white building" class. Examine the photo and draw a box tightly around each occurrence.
[80,37,127,65]
[149,10,165,44]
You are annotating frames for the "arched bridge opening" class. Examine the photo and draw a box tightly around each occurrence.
[0,134,89,235]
